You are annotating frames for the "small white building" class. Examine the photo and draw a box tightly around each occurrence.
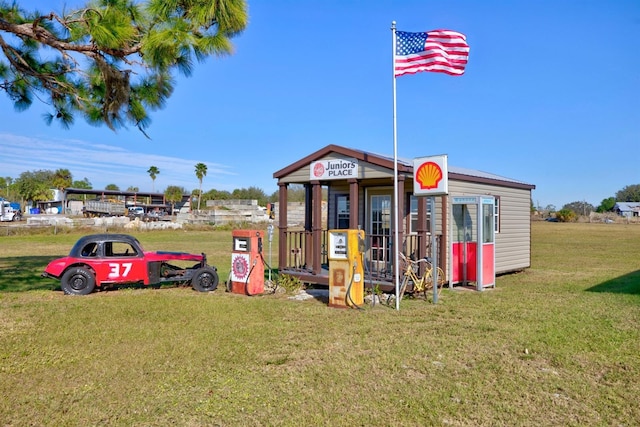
[272,144,536,290]
[614,202,640,218]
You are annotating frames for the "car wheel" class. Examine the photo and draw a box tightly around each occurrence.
[61,267,96,295]
[191,267,219,292]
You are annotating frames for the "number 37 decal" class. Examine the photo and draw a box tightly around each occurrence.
[108,263,133,278]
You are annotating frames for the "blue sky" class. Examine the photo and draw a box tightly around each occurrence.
[1,0,638,209]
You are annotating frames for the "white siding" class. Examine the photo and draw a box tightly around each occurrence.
[447,180,532,275]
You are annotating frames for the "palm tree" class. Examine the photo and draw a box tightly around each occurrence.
[147,166,159,192]
[165,185,186,216]
[194,163,208,210]
[4,176,13,199]
[53,168,72,191]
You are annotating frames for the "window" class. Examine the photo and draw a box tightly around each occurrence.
[105,241,138,257]
[369,194,391,262]
[483,203,495,243]
[81,243,98,257]
[409,195,431,234]
[336,195,349,229]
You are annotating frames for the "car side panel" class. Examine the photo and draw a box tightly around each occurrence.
[43,257,74,278]
[148,261,161,284]
[90,257,149,285]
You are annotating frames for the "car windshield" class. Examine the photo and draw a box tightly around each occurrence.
[80,242,98,257]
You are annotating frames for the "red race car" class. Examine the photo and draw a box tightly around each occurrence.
[42,234,219,295]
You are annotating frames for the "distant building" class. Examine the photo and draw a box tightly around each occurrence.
[613,202,640,218]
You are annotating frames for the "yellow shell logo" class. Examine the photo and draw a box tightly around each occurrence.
[416,161,443,190]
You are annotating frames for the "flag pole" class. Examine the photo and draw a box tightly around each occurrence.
[391,21,400,311]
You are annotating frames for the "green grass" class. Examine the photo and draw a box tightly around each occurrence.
[0,222,638,426]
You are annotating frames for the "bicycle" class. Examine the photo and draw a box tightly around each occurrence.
[398,252,446,300]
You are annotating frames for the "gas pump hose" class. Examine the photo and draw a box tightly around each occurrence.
[242,254,279,295]
[244,259,257,295]
[259,252,279,294]
[346,262,364,310]
[225,270,233,292]
[363,252,376,307]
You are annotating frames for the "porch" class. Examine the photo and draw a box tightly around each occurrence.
[279,228,443,292]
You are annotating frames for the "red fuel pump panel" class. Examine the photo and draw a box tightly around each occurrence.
[229,230,264,295]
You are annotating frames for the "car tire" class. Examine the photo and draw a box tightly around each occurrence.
[61,267,96,295]
[191,267,219,292]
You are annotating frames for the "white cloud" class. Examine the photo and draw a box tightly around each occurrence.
[0,133,235,192]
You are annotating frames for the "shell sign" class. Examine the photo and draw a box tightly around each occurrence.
[413,155,448,196]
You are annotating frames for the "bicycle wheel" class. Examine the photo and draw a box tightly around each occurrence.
[399,271,411,300]
[424,268,445,299]
[434,267,446,296]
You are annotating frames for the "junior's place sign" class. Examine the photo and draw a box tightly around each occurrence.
[310,158,359,180]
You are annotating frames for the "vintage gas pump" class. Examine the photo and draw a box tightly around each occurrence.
[229,230,264,295]
[327,229,365,308]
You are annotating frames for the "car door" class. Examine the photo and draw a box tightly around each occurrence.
[91,240,147,285]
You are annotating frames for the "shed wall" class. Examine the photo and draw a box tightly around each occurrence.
[448,180,532,275]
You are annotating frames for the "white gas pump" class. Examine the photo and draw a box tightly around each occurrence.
[327,229,365,308]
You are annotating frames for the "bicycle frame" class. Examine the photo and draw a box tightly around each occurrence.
[399,252,444,300]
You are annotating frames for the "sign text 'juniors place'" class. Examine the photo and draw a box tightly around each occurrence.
[310,158,359,180]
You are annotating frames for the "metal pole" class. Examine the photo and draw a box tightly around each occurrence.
[431,197,438,303]
[267,223,274,282]
[391,21,400,311]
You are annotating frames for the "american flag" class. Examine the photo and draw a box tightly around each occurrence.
[395,29,469,77]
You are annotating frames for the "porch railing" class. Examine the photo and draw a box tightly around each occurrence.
[282,229,442,282]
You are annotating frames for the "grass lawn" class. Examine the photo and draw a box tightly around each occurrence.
[0,222,638,426]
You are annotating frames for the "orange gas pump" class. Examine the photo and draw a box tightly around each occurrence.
[327,229,365,308]
[229,230,264,295]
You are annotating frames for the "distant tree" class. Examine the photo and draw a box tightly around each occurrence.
[555,208,577,222]
[194,163,207,210]
[147,166,159,191]
[269,184,325,203]
[562,201,595,216]
[72,178,92,189]
[127,186,139,192]
[596,197,616,213]
[544,204,556,213]
[289,184,307,202]
[14,170,54,202]
[1,176,13,199]
[0,1,248,135]
[52,168,73,191]
[164,185,185,215]
[105,184,120,191]
[65,177,92,200]
[200,188,231,206]
[615,184,640,202]
[232,186,268,206]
